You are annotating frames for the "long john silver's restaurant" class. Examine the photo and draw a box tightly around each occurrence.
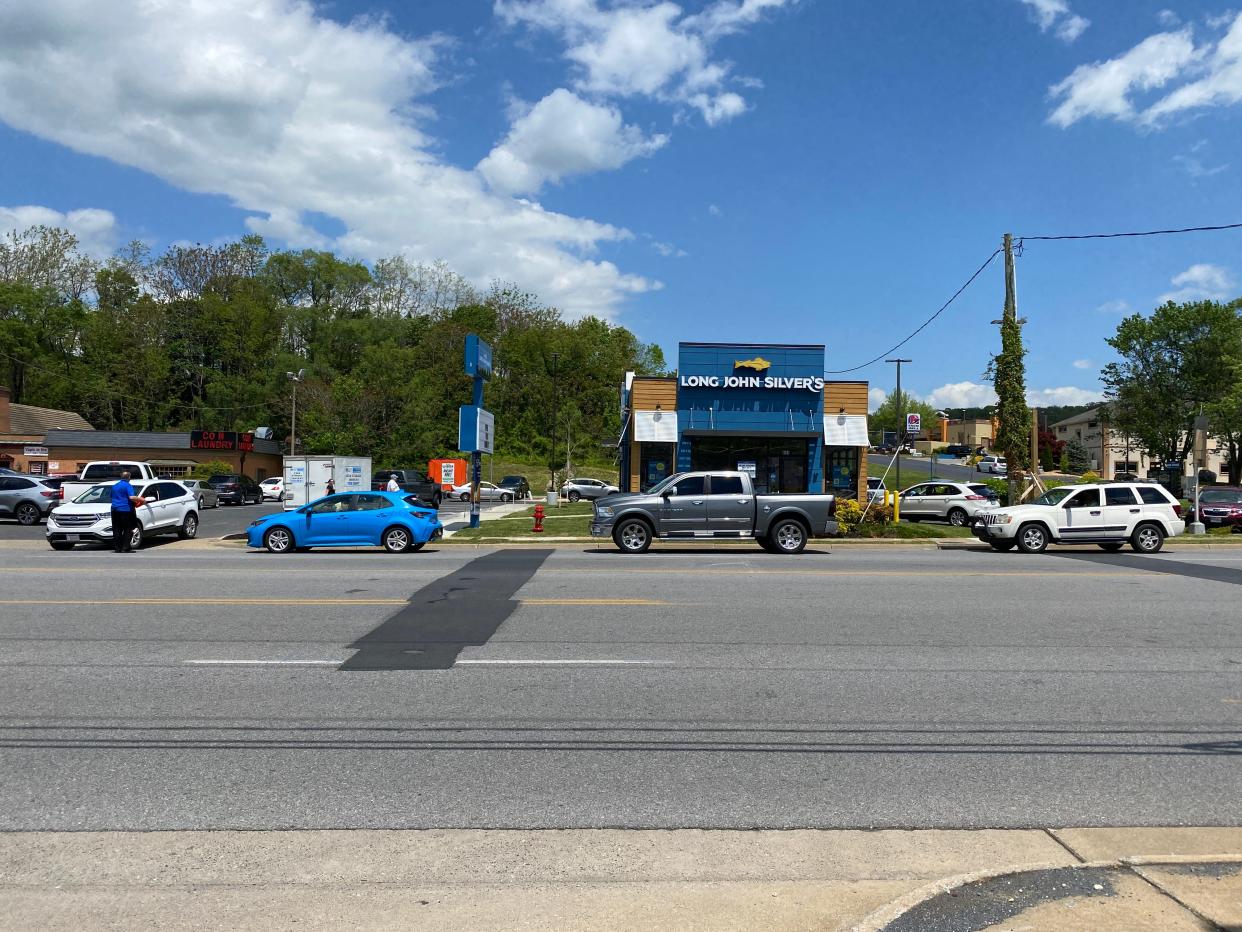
[619,343,870,500]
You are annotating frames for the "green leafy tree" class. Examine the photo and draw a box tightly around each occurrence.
[1065,438,1091,473]
[869,391,937,439]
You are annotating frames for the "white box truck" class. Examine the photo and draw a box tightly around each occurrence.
[282,456,371,510]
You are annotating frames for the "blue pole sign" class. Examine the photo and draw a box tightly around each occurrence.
[462,334,495,528]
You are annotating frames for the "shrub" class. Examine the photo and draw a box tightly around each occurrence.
[834,498,865,534]
[980,477,1008,498]
[189,459,235,479]
[1078,470,1100,484]
[1059,451,1070,473]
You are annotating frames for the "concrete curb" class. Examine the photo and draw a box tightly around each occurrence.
[848,854,1242,932]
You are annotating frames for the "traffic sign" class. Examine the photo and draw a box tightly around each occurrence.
[905,413,922,435]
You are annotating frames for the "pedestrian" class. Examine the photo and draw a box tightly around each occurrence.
[325,478,336,496]
[110,470,142,553]
[386,473,400,493]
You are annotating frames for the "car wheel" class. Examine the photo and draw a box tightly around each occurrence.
[947,507,968,528]
[613,517,652,554]
[1099,542,1125,552]
[568,490,581,503]
[1016,523,1048,554]
[199,496,206,511]
[460,492,471,503]
[177,512,199,540]
[432,493,441,508]
[128,524,144,551]
[15,502,40,525]
[49,541,74,551]
[771,518,808,554]
[264,526,293,553]
[382,525,411,553]
[988,540,1016,552]
[1131,522,1165,554]
[501,493,512,502]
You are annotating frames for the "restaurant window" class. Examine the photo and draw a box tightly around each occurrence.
[825,447,860,499]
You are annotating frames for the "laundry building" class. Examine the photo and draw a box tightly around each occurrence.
[619,343,870,500]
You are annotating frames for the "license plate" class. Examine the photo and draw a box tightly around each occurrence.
[1208,518,1221,525]
[66,534,79,542]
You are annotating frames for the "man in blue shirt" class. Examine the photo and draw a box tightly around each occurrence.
[110,471,140,553]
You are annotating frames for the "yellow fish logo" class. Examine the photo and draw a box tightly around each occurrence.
[734,357,771,372]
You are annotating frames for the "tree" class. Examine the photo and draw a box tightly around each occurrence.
[1065,438,1091,473]
[869,390,937,439]
[1101,299,1242,467]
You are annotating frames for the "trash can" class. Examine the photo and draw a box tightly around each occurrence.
[546,490,557,507]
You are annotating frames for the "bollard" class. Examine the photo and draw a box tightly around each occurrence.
[532,504,545,533]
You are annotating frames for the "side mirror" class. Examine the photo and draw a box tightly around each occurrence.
[662,488,674,498]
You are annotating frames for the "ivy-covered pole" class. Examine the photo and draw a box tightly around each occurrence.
[994,233,1031,504]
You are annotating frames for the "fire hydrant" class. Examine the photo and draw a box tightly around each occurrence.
[532,504,545,533]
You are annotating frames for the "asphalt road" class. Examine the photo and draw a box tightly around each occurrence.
[2,539,1239,831]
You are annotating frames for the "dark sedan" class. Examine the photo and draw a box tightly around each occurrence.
[498,475,531,499]
[206,473,263,505]
[1196,487,1242,531]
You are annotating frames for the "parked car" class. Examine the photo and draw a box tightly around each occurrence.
[973,482,1184,554]
[370,470,442,507]
[46,480,199,550]
[60,461,160,505]
[943,444,972,458]
[561,477,620,502]
[451,481,513,503]
[0,474,59,525]
[498,475,531,499]
[591,471,838,554]
[180,479,220,510]
[866,476,887,504]
[259,476,285,502]
[245,491,443,554]
[207,473,263,505]
[1196,486,1242,531]
[976,455,1007,474]
[899,481,1000,526]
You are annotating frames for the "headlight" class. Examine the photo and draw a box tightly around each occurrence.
[996,515,1014,524]
[596,505,614,517]
[248,519,264,527]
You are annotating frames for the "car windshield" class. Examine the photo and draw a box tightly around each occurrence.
[74,482,148,504]
[1200,489,1242,504]
[1033,487,1076,506]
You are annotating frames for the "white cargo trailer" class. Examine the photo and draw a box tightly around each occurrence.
[282,455,371,510]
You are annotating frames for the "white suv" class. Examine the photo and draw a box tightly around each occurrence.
[976,455,1007,474]
[46,480,200,550]
[973,482,1184,554]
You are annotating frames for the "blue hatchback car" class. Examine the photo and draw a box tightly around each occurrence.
[246,491,443,553]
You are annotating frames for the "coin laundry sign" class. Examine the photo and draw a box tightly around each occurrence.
[679,374,825,391]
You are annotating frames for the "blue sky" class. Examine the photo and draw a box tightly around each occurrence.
[2,0,1241,410]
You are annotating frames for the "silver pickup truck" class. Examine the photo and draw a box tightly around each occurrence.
[590,471,838,554]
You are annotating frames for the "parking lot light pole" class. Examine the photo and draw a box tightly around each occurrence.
[550,352,560,507]
[285,369,304,456]
[886,358,911,495]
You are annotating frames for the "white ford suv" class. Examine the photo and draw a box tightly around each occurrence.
[46,480,200,550]
[972,482,1184,554]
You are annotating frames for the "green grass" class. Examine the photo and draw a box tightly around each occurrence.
[852,521,973,539]
[476,455,619,489]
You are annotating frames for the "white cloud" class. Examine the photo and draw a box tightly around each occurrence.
[495,0,790,125]
[924,381,998,409]
[867,387,887,411]
[0,205,119,257]
[1158,9,1181,28]
[707,203,723,217]
[1019,0,1090,43]
[648,238,687,258]
[1048,28,1199,127]
[1096,298,1132,314]
[0,0,659,318]
[1026,386,1106,406]
[1158,263,1236,303]
[1047,12,1242,128]
[478,88,668,195]
[1072,358,1092,369]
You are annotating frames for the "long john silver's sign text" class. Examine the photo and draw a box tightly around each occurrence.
[679,375,825,392]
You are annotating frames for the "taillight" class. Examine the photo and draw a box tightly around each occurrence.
[965,495,987,500]
[1173,503,1183,518]
[56,489,63,499]
[40,490,56,498]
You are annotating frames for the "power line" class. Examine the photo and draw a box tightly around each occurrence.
[825,249,1001,375]
[1018,221,1242,244]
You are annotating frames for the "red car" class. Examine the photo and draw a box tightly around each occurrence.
[1196,487,1242,531]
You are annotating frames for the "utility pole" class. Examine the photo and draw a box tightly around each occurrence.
[285,368,304,456]
[886,358,911,495]
[549,352,560,503]
[994,233,1030,505]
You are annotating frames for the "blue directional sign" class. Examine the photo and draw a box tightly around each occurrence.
[458,405,494,454]
[464,334,493,378]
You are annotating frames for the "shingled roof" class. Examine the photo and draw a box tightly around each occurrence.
[8,404,93,433]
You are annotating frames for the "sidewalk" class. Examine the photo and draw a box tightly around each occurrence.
[3,827,1238,931]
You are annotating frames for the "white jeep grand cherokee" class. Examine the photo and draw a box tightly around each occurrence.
[973,482,1184,554]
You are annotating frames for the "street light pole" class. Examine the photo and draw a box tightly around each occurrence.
[886,358,911,495]
[285,369,304,456]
